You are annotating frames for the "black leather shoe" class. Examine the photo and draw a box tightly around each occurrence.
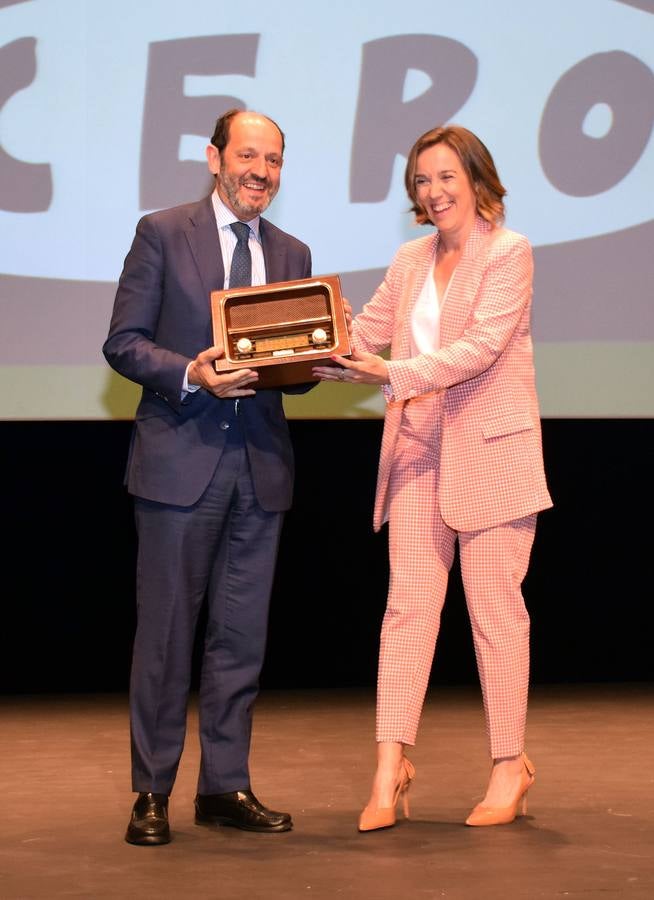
[195,790,292,833]
[125,792,170,845]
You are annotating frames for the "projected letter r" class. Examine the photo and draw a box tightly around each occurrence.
[350,36,477,202]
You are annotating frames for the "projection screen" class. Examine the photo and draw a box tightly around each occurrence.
[1,0,652,419]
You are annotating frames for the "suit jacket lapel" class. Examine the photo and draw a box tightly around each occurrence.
[259,219,287,283]
[440,217,495,345]
[184,195,225,297]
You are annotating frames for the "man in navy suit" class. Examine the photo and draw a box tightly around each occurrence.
[103,109,312,845]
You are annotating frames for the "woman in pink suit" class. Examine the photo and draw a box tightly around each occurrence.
[314,125,552,830]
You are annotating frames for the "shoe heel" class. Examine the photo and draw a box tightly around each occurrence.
[400,757,414,819]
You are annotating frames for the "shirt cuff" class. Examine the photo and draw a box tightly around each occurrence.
[182,363,201,399]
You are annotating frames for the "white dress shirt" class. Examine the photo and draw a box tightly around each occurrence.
[211,190,266,288]
[184,190,267,393]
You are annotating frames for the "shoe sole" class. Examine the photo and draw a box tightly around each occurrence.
[194,815,292,833]
[125,830,171,845]
[357,822,397,833]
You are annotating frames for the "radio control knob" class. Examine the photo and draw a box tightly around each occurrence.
[311,328,328,344]
[236,337,253,354]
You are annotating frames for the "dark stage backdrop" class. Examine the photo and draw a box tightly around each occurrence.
[1,419,652,694]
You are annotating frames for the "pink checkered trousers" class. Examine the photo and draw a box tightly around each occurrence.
[352,217,552,757]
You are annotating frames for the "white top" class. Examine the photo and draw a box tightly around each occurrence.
[410,258,441,355]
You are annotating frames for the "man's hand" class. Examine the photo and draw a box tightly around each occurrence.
[312,349,389,385]
[188,345,259,398]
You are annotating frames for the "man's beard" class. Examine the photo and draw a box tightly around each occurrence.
[218,170,277,219]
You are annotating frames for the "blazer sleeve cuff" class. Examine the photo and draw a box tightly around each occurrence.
[387,359,427,401]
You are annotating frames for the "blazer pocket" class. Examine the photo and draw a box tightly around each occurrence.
[482,411,534,440]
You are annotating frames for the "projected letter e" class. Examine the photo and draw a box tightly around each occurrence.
[140,35,259,210]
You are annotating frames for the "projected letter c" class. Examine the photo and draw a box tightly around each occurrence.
[0,37,52,213]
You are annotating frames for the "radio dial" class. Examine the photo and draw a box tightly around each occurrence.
[236,337,253,354]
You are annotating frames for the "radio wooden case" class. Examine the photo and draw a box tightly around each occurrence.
[211,274,350,388]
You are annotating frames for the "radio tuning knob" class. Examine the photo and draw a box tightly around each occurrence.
[311,328,328,344]
[236,337,253,354]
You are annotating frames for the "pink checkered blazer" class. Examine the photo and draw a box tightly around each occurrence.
[353,216,553,533]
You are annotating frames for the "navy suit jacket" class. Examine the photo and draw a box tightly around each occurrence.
[103,194,312,511]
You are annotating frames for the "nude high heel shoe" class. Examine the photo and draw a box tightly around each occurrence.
[358,757,416,832]
[465,753,535,827]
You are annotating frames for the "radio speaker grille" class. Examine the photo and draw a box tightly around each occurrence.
[227,293,329,329]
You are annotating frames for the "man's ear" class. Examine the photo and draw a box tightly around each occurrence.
[206,144,220,176]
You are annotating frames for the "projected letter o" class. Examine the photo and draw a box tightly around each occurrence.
[539,51,654,197]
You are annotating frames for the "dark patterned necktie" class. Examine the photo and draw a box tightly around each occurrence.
[229,221,252,288]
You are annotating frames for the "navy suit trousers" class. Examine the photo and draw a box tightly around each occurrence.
[129,408,284,795]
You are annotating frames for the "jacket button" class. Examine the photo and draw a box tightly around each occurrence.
[219,421,230,430]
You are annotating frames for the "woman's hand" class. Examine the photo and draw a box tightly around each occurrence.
[313,349,390,385]
[342,297,353,336]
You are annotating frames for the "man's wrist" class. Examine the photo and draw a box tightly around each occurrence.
[184,362,201,393]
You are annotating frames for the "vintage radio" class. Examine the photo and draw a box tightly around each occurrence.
[211,274,351,388]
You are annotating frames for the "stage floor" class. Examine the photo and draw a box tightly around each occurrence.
[1,684,652,899]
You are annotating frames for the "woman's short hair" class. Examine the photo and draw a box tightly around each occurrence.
[404,125,506,226]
